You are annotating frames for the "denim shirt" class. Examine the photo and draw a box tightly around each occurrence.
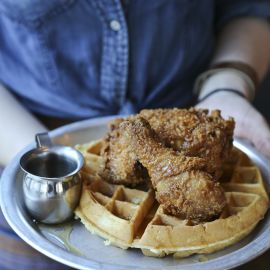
[0,0,270,119]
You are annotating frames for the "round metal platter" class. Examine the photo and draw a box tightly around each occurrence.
[1,116,270,270]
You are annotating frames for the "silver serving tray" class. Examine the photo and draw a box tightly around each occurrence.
[1,116,270,270]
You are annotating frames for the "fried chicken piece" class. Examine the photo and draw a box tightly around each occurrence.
[100,118,149,186]
[101,108,234,187]
[139,108,235,179]
[119,117,226,221]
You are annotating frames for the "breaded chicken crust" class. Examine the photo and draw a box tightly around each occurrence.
[140,108,235,178]
[101,108,235,186]
[100,118,149,186]
[119,117,226,221]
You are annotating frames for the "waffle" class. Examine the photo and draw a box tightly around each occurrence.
[75,140,269,257]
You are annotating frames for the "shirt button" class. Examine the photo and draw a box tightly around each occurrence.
[110,20,121,31]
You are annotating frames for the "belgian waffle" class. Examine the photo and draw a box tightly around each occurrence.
[75,140,269,257]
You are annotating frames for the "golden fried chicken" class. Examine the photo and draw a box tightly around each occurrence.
[119,117,226,221]
[100,118,149,186]
[101,108,235,186]
[139,108,235,179]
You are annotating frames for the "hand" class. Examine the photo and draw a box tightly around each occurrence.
[196,91,270,157]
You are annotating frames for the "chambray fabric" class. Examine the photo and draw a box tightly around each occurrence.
[0,0,269,119]
[1,1,270,269]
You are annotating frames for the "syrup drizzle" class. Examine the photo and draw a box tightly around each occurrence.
[39,221,82,256]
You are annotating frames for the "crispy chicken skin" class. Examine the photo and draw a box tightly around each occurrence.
[100,118,149,186]
[119,117,226,221]
[139,108,235,178]
[101,108,234,185]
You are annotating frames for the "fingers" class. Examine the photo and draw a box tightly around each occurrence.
[235,107,270,157]
[254,136,270,157]
[248,119,270,157]
[195,91,270,157]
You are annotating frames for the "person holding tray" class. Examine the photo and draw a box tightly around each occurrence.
[0,0,270,269]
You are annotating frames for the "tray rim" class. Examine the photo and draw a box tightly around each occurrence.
[1,115,270,270]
